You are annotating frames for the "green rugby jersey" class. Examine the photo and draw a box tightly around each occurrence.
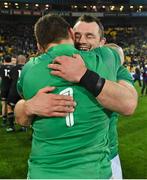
[109,65,134,159]
[18,44,121,179]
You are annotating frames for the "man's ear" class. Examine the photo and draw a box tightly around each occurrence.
[68,27,75,41]
[37,43,44,53]
[99,37,106,47]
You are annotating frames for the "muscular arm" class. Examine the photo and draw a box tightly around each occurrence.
[49,55,138,115]
[15,87,76,126]
[97,80,137,115]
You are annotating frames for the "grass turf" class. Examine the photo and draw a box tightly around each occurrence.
[0,125,31,178]
[118,85,147,178]
[0,84,146,178]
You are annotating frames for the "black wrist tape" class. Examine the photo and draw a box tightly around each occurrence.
[79,69,105,97]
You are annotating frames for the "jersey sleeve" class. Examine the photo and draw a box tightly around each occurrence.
[105,48,134,85]
[109,47,121,70]
[117,65,134,85]
[94,46,122,76]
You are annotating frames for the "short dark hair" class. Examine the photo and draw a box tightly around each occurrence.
[75,15,104,39]
[34,14,70,49]
[4,55,11,63]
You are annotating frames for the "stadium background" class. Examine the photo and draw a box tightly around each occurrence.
[0,0,147,178]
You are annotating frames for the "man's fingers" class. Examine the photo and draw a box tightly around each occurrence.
[53,106,75,113]
[56,100,76,107]
[39,111,68,117]
[53,57,64,64]
[51,112,68,117]
[52,94,73,101]
[49,63,62,71]
[50,70,64,78]
[38,86,55,94]
[37,105,74,117]
[51,94,75,105]
[72,54,81,59]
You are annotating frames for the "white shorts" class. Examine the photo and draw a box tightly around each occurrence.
[111,154,123,179]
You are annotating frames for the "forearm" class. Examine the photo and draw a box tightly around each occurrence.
[14,99,33,126]
[14,87,76,125]
[79,70,137,115]
[97,80,138,115]
[49,55,138,115]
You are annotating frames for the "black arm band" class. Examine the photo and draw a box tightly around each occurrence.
[79,69,105,97]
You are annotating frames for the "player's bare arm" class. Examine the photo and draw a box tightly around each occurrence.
[15,86,76,126]
[48,55,138,115]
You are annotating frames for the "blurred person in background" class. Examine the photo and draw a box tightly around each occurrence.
[141,64,147,96]
[0,55,14,128]
[6,55,26,132]
[133,65,142,87]
[11,55,17,65]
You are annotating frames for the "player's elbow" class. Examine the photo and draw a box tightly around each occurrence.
[15,116,30,127]
[15,117,22,126]
[122,89,138,116]
[122,98,138,116]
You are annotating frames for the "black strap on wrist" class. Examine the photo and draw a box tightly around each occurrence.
[79,69,105,97]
